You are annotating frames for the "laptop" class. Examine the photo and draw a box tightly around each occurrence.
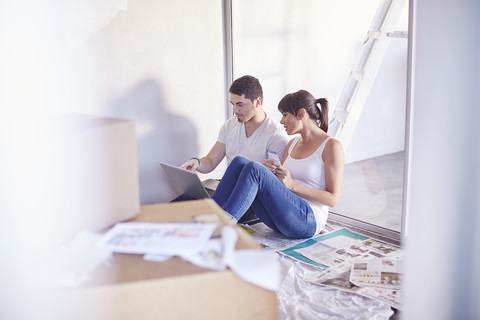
[160,162,216,199]
[160,162,259,224]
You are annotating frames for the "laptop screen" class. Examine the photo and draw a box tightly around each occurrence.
[160,162,211,199]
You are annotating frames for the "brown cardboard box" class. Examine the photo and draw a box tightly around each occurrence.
[47,199,277,320]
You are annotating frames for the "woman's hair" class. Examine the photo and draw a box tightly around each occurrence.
[229,75,263,103]
[278,90,329,132]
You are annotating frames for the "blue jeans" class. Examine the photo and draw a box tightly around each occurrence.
[212,156,316,239]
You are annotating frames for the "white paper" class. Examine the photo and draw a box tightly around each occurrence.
[143,253,172,263]
[97,222,218,255]
[45,231,112,288]
[221,226,280,291]
[177,227,238,271]
[143,225,281,291]
[227,249,280,291]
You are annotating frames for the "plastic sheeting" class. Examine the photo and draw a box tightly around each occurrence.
[276,254,394,320]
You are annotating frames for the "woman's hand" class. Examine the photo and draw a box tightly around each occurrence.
[262,159,278,174]
[274,165,295,190]
[262,159,295,190]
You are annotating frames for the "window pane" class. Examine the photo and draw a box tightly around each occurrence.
[231,0,408,234]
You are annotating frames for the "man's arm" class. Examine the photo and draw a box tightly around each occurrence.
[180,141,226,173]
[268,132,289,162]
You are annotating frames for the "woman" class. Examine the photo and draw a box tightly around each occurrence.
[212,90,344,238]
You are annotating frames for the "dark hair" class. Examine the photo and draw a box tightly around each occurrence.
[278,89,329,132]
[229,75,263,103]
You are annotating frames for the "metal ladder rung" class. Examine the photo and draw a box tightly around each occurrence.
[367,30,381,39]
[333,110,349,124]
[351,71,365,81]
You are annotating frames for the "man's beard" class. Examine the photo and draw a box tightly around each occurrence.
[235,111,255,123]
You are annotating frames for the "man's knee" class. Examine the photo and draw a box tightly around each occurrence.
[245,159,267,175]
[231,156,249,166]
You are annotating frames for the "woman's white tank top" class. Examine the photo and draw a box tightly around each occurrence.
[283,136,332,235]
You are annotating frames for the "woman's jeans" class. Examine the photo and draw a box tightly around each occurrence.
[212,156,316,239]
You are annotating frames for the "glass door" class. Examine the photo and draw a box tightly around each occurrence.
[230,0,410,242]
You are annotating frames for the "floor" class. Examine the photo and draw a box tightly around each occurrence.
[328,151,405,319]
[232,151,406,318]
[331,151,405,233]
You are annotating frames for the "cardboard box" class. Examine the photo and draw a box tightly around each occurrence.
[47,199,277,320]
[54,115,140,243]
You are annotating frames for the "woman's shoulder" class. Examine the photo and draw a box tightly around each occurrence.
[323,137,344,161]
[325,136,341,146]
[324,137,343,151]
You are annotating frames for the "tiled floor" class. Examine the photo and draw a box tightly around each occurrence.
[331,151,405,233]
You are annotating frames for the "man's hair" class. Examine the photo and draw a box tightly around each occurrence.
[229,75,263,103]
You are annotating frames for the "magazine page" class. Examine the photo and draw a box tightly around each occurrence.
[279,228,370,268]
[293,235,363,268]
[350,259,403,289]
[327,239,402,263]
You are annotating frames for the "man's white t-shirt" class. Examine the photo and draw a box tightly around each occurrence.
[217,113,288,164]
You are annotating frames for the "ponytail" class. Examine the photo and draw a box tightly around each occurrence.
[315,98,329,132]
[278,90,329,132]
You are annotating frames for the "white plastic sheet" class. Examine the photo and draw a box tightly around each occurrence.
[276,254,394,320]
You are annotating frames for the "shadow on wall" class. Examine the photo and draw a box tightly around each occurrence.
[109,78,199,205]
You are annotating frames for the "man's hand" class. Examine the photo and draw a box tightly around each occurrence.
[180,158,200,171]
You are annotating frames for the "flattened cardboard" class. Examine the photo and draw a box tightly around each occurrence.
[47,199,277,320]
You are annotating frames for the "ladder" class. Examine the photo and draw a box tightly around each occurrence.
[328,0,407,148]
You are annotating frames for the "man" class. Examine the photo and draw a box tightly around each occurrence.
[181,75,288,173]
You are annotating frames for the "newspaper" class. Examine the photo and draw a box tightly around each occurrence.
[244,223,403,310]
[350,258,403,289]
[239,223,305,251]
[305,260,403,310]
[356,287,403,310]
[297,229,404,310]
[242,224,404,310]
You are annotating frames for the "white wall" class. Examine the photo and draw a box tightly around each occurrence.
[63,0,227,204]
[0,1,227,317]
[403,0,480,318]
